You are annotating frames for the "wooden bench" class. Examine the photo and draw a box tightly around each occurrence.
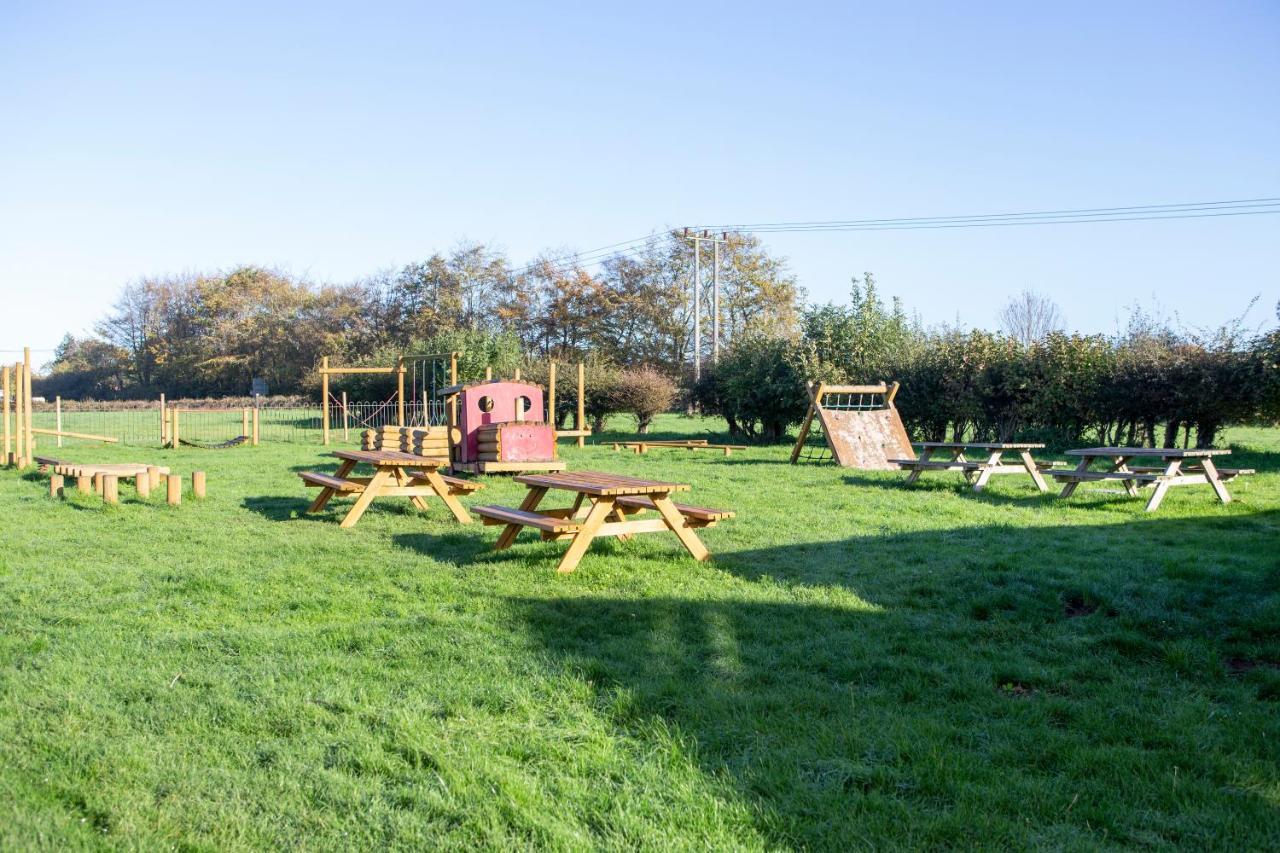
[893,442,1052,492]
[612,440,749,457]
[412,471,484,494]
[612,495,735,528]
[474,505,583,534]
[299,471,363,492]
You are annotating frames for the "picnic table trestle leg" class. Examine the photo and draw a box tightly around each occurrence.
[309,457,357,513]
[1199,457,1232,504]
[651,495,711,562]
[339,468,393,528]
[1019,450,1049,492]
[556,498,615,573]
[496,486,547,550]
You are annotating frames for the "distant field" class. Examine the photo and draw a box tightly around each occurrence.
[1,415,1277,848]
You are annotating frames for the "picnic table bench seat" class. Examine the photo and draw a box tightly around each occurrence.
[299,471,364,491]
[613,495,735,526]
[474,505,583,533]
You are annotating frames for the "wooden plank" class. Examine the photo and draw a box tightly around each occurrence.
[614,495,735,522]
[1050,470,1161,483]
[31,428,119,443]
[475,505,582,533]
[299,471,363,491]
[1065,447,1231,458]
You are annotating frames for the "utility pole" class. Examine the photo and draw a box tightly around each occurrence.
[681,229,730,380]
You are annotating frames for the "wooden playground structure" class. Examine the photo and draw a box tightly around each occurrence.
[162,398,260,448]
[318,354,591,473]
[789,381,914,470]
[4,347,118,468]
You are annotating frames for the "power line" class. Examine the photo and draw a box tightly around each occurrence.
[691,197,1280,233]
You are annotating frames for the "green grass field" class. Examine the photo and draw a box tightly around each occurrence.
[2,416,1278,849]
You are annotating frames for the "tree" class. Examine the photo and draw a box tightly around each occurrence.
[999,290,1064,347]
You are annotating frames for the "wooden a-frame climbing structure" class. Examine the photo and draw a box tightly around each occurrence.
[789,381,914,470]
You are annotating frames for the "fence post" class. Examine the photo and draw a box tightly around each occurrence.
[171,407,180,449]
[321,356,330,446]
[449,352,458,427]
[342,390,349,441]
[242,407,249,438]
[548,361,556,428]
[2,365,10,465]
[396,356,406,427]
[160,393,166,445]
[252,407,260,446]
[55,396,63,447]
[577,362,586,448]
[23,347,33,467]
[14,362,25,467]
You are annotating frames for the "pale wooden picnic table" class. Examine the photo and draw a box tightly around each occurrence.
[301,449,479,528]
[892,441,1050,492]
[474,470,734,573]
[1052,446,1245,512]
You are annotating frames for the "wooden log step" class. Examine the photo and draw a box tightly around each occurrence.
[614,495,736,522]
[474,505,582,533]
[298,471,364,491]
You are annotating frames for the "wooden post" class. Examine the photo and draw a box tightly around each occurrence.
[449,352,458,428]
[321,356,331,446]
[23,347,33,467]
[514,366,522,381]
[485,366,492,381]
[92,472,103,495]
[192,470,206,499]
[2,365,10,465]
[396,356,406,427]
[242,407,249,438]
[102,474,119,505]
[577,362,586,448]
[55,396,62,447]
[14,362,24,467]
[76,474,91,494]
[49,474,64,498]
[136,471,151,498]
[171,407,180,449]
[548,361,557,428]
[147,466,162,491]
[252,407,260,446]
[167,474,181,506]
[160,393,167,445]
[342,390,349,441]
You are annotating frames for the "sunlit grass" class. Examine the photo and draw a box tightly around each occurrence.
[1,416,1277,848]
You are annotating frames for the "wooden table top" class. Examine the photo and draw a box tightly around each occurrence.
[332,449,446,467]
[515,470,691,496]
[1066,447,1231,458]
[915,441,1045,450]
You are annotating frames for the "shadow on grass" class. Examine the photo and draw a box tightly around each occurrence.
[508,511,1280,848]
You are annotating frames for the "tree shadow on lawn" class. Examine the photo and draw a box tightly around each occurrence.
[506,511,1280,848]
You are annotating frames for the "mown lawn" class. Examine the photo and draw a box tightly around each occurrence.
[1,416,1277,849]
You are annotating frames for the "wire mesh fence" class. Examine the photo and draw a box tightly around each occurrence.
[19,402,448,449]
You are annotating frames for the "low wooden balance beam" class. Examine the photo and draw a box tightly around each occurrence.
[611,439,748,457]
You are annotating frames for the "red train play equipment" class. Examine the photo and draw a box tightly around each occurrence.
[440,379,567,474]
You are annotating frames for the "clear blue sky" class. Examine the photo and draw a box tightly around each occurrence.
[2,1,1277,357]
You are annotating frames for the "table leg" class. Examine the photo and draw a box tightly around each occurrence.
[905,447,932,484]
[651,494,711,562]
[1019,450,1048,492]
[556,497,615,574]
[1199,457,1232,505]
[971,451,1003,492]
[1113,456,1139,497]
[339,467,393,528]
[421,468,472,523]
[495,486,547,550]
[1060,455,1091,498]
[308,458,357,512]
[394,467,431,512]
[1144,459,1180,512]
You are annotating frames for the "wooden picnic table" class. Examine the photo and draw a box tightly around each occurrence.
[473,470,734,573]
[300,449,482,528]
[891,441,1051,492]
[611,439,749,457]
[1052,447,1249,512]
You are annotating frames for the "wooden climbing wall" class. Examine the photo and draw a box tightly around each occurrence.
[817,407,914,469]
